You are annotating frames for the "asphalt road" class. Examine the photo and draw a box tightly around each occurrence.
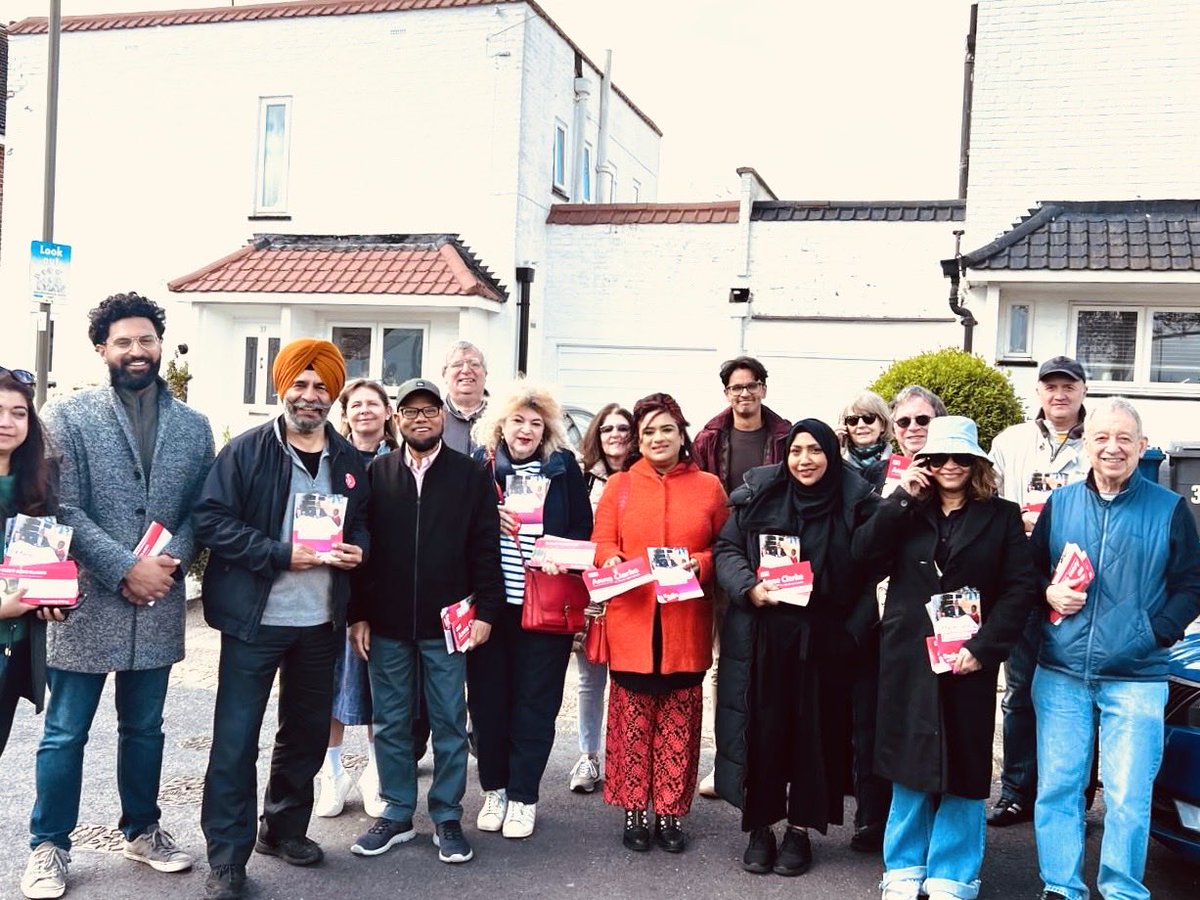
[1,602,1197,899]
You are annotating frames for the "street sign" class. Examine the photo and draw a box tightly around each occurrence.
[30,240,72,301]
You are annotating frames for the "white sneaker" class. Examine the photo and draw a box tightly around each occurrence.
[881,878,922,900]
[569,754,601,793]
[314,767,353,818]
[502,800,536,839]
[21,842,69,900]
[358,760,388,819]
[121,824,193,873]
[698,768,718,798]
[476,789,508,832]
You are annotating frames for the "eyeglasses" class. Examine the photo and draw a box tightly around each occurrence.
[922,453,976,469]
[398,406,441,420]
[447,359,485,371]
[843,413,878,427]
[105,335,161,352]
[598,424,631,435]
[725,382,763,395]
[0,366,36,385]
[894,415,933,429]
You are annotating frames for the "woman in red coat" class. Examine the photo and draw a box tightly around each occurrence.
[592,393,728,854]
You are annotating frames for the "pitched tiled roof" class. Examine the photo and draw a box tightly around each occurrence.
[752,200,965,222]
[8,0,660,136]
[547,202,740,225]
[963,200,1200,271]
[168,233,507,300]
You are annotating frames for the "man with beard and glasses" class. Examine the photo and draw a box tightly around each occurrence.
[194,339,369,900]
[348,379,503,864]
[22,293,214,900]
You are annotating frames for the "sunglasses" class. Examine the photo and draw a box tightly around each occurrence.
[0,366,36,385]
[921,453,976,469]
[598,424,631,434]
[894,415,932,429]
[843,413,878,427]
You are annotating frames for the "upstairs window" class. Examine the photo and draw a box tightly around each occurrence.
[255,97,292,214]
[582,144,593,202]
[553,121,567,195]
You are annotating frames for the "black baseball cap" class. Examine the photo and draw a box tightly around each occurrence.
[395,378,443,407]
[1038,356,1086,382]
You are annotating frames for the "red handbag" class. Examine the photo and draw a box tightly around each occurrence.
[582,611,609,664]
[521,567,590,634]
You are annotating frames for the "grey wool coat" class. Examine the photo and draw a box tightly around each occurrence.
[40,381,214,673]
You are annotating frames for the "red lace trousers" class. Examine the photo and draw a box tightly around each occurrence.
[603,682,702,816]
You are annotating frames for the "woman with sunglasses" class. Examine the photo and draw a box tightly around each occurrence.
[852,417,1036,900]
[566,403,634,795]
[837,391,894,492]
[0,368,67,756]
[890,385,947,458]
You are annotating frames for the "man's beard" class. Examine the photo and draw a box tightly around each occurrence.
[405,432,442,453]
[285,399,330,434]
[108,357,161,391]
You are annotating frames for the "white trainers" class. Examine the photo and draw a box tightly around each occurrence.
[476,789,508,832]
[502,800,537,839]
[21,842,69,900]
[698,768,718,798]
[569,754,601,793]
[314,767,353,818]
[358,760,388,819]
[121,824,193,873]
[881,878,922,900]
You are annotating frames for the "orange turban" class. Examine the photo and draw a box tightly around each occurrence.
[272,339,346,401]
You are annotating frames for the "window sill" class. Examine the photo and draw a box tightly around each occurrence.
[996,357,1037,368]
[248,214,292,221]
[1087,385,1200,401]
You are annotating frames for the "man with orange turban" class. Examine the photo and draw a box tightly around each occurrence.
[195,338,370,900]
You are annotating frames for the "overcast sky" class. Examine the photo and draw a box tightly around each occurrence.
[1,0,976,200]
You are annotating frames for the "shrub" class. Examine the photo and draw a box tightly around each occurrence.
[869,348,1026,450]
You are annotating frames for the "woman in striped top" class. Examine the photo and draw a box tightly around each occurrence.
[468,383,593,840]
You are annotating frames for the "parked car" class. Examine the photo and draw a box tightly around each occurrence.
[1151,630,1200,862]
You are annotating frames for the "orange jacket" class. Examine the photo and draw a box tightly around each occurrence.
[592,458,729,674]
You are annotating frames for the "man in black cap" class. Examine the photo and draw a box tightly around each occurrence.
[347,378,504,864]
[987,356,1090,827]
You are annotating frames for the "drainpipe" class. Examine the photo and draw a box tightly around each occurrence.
[958,4,977,200]
[515,266,535,376]
[940,230,975,352]
[570,71,591,201]
[595,51,614,203]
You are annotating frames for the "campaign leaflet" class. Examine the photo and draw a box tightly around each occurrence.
[756,534,813,607]
[924,588,982,674]
[134,521,173,558]
[292,493,348,561]
[649,547,704,604]
[881,456,913,498]
[4,514,73,565]
[2,561,79,607]
[529,536,597,570]
[1049,541,1095,625]
[583,557,655,604]
[440,597,477,653]
[505,474,550,535]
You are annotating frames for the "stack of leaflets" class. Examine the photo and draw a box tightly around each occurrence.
[924,588,982,674]
[583,556,655,604]
[2,514,78,607]
[440,597,477,653]
[134,521,173,558]
[756,534,813,606]
[529,536,597,570]
[649,547,704,604]
[881,456,913,498]
[1021,470,1082,514]
[292,493,348,562]
[1049,541,1095,624]
[505,474,550,534]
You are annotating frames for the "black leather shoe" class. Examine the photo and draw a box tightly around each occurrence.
[204,864,246,900]
[254,833,324,866]
[654,814,686,853]
[742,827,776,874]
[773,828,812,876]
[622,809,650,852]
[986,799,1033,827]
[850,822,884,853]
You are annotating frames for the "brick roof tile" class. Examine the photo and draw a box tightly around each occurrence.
[546,202,740,225]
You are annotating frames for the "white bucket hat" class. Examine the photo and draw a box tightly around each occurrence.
[914,415,992,464]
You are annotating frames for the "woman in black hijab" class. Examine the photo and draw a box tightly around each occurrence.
[713,419,880,877]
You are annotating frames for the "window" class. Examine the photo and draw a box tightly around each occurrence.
[1001,302,1032,358]
[332,324,425,386]
[240,327,283,405]
[552,122,567,194]
[609,162,618,200]
[632,179,641,203]
[582,144,593,203]
[1071,306,1200,387]
[254,97,292,214]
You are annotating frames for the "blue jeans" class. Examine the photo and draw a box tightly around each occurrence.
[575,649,607,755]
[883,782,985,899]
[31,665,172,849]
[1033,667,1166,900]
[369,635,467,824]
[998,608,1042,804]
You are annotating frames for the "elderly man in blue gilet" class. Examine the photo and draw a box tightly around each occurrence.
[1029,397,1200,900]
[21,293,214,900]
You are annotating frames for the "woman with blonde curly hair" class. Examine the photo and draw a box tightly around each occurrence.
[467,382,593,839]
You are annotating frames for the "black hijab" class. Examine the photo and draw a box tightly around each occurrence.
[787,419,844,521]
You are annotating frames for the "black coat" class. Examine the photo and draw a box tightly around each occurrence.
[851,489,1036,798]
[713,464,880,811]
